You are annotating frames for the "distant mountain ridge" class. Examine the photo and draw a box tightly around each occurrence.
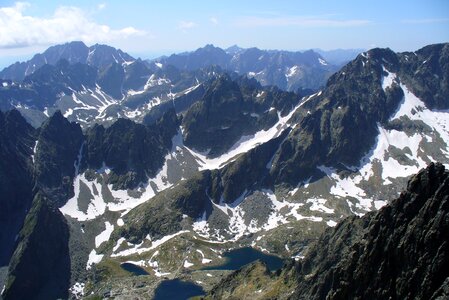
[0,41,134,82]
[314,48,364,66]
[153,44,341,91]
[0,42,352,129]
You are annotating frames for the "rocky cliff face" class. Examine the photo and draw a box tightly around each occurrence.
[204,163,449,300]
[398,43,449,110]
[2,193,71,300]
[84,108,179,190]
[290,162,449,300]
[182,74,297,157]
[34,111,84,206]
[0,110,35,266]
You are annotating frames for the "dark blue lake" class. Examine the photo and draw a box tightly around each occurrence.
[201,247,284,271]
[153,247,283,299]
[120,262,149,276]
[153,279,205,300]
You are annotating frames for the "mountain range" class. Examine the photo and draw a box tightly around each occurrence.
[152,44,341,91]
[0,42,356,130]
[0,41,448,299]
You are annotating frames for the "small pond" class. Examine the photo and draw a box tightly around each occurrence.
[201,246,284,271]
[140,247,284,299]
[120,262,149,276]
[153,279,205,300]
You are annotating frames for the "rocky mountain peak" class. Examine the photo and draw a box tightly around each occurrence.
[0,41,135,82]
[34,111,84,206]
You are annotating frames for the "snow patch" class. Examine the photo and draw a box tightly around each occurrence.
[59,173,107,221]
[381,66,397,90]
[183,260,194,268]
[196,249,212,264]
[318,58,328,66]
[86,249,103,270]
[95,222,114,248]
[326,220,337,227]
[62,132,183,221]
[306,198,334,214]
[374,200,388,209]
[286,65,299,78]
[69,282,85,299]
[192,211,210,238]
[112,230,189,257]
[64,108,74,118]
[262,189,321,231]
[31,140,38,163]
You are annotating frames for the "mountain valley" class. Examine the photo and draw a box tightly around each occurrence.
[0,41,448,299]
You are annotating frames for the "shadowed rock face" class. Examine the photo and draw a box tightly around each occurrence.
[0,110,36,266]
[290,162,449,300]
[181,74,297,158]
[204,163,449,300]
[2,193,71,300]
[84,108,180,190]
[34,111,84,207]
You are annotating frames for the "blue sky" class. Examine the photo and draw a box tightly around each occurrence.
[0,0,448,68]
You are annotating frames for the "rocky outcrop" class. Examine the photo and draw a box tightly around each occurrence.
[113,131,290,244]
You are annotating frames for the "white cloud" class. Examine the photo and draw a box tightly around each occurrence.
[178,20,197,31]
[210,17,218,25]
[97,3,107,10]
[234,16,371,28]
[0,2,146,49]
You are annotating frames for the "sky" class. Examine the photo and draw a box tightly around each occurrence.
[0,0,448,68]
